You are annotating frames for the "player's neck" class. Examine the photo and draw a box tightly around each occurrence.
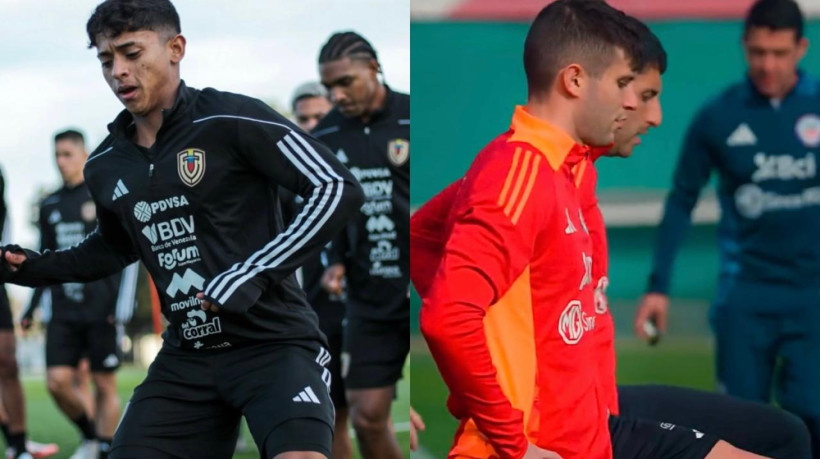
[64,176,84,188]
[131,80,181,148]
[524,99,581,144]
[361,84,387,124]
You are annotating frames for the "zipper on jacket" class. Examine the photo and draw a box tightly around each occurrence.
[149,163,156,190]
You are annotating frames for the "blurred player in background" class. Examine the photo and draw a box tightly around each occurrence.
[314,31,409,459]
[0,170,57,459]
[285,82,353,459]
[637,0,820,454]
[292,82,334,133]
[20,130,138,459]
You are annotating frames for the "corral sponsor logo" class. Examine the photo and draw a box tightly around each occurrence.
[181,309,222,341]
[133,195,190,223]
[370,240,400,262]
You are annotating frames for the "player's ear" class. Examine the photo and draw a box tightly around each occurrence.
[168,34,186,64]
[560,64,584,98]
[797,36,809,60]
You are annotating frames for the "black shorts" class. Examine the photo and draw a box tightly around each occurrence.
[313,299,346,408]
[111,340,334,459]
[609,415,720,459]
[46,319,121,372]
[342,316,409,390]
[617,384,813,459]
[0,285,12,331]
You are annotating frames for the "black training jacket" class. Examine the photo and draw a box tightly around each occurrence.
[312,87,409,321]
[10,81,363,351]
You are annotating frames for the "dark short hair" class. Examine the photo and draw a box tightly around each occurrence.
[623,14,667,74]
[318,31,379,65]
[744,0,804,41]
[523,0,643,94]
[86,0,181,48]
[54,129,85,145]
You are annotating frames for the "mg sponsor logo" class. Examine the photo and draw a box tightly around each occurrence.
[165,269,205,297]
[170,295,202,312]
[361,180,393,199]
[752,152,816,182]
[133,195,190,223]
[158,246,201,270]
[558,300,595,345]
[142,216,195,244]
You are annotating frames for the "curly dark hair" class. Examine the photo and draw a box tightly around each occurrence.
[86,0,181,48]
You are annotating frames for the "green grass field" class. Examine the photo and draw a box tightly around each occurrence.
[19,364,410,458]
[410,301,717,458]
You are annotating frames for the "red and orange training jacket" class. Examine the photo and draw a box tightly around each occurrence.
[417,106,611,459]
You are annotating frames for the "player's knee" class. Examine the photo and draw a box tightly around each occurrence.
[0,356,19,379]
[0,349,18,379]
[350,405,390,435]
[47,373,73,396]
[93,373,118,395]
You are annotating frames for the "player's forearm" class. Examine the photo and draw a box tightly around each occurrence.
[202,177,363,313]
[8,235,135,287]
[647,190,696,294]
[421,268,528,459]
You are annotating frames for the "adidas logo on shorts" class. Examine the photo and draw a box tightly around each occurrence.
[292,386,321,404]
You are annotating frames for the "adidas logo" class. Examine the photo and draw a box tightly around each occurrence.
[112,180,129,201]
[565,208,577,234]
[48,210,61,224]
[292,386,321,404]
[336,149,349,164]
[693,429,704,439]
[726,123,757,146]
[102,354,119,368]
[578,209,588,234]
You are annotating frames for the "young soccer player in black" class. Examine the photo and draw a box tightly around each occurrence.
[1,1,363,458]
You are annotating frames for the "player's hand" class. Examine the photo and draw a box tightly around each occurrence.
[320,263,345,296]
[197,292,220,313]
[2,247,27,272]
[634,292,669,343]
[409,406,425,452]
[522,442,564,459]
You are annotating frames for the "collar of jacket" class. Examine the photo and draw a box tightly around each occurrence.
[106,80,194,139]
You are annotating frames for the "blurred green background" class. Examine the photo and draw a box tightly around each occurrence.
[410,20,820,457]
